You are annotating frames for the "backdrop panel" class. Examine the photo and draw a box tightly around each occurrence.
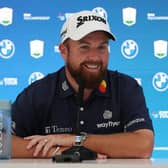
[0,0,168,158]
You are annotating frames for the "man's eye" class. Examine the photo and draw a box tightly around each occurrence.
[80,45,89,49]
[99,45,107,50]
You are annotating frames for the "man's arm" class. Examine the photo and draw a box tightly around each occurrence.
[11,135,59,158]
[18,129,154,159]
[12,135,35,158]
[83,129,154,158]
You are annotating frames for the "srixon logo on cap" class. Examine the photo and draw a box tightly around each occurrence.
[76,15,106,28]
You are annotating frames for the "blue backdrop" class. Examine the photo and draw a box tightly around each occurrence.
[0,0,168,158]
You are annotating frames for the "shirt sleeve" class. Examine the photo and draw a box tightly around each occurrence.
[119,74,154,132]
[11,87,37,137]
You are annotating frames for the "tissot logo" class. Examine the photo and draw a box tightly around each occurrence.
[76,15,106,28]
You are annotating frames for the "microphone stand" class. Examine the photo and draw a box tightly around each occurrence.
[52,80,96,162]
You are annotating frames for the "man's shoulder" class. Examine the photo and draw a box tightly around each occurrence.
[28,67,63,88]
[107,70,140,92]
[13,67,65,105]
[107,70,136,83]
[21,67,65,96]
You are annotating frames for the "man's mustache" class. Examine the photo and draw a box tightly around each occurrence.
[80,61,102,66]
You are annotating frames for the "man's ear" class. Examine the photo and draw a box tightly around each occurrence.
[59,44,68,61]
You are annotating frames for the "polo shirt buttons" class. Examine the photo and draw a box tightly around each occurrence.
[80,120,84,125]
[80,107,84,111]
[79,107,84,125]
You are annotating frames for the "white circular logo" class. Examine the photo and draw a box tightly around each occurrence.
[121,40,138,59]
[103,110,112,119]
[152,72,168,92]
[28,72,45,85]
[0,39,15,59]
[92,7,107,20]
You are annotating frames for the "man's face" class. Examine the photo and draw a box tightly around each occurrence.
[63,31,109,89]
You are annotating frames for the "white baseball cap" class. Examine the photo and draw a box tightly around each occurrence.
[60,10,116,43]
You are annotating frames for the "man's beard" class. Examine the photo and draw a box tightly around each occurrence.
[67,61,106,89]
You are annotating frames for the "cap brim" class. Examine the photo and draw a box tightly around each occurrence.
[70,28,116,41]
[106,31,116,41]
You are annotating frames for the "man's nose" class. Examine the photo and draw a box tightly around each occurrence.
[87,48,101,61]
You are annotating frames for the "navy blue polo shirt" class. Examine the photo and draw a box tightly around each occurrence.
[12,67,153,137]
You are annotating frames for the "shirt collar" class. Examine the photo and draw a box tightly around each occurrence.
[58,67,74,98]
[58,67,111,98]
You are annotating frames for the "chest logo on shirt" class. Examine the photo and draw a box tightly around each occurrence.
[103,110,112,119]
[62,80,69,91]
[98,80,107,93]
[44,125,72,134]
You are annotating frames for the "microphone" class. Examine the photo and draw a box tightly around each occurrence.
[52,80,96,162]
[77,79,84,104]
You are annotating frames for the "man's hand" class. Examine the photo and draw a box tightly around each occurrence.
[24,134,108,159]
[24,134,75,156]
